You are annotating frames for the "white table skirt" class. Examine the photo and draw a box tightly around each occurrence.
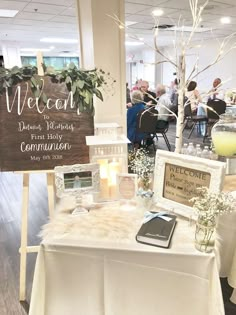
[216,211,236,304]
[29,204,225,315]
[220,176,236,303]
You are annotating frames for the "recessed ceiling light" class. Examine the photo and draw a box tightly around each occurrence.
[40,38,78,44]
[0,9,18,17]
[139,37,144,41]
[220,17,231,24]
[152,9,164,17]
[125,41,144,46]
[20,48,52,52]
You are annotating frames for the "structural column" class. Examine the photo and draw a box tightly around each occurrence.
[75,0,126,132]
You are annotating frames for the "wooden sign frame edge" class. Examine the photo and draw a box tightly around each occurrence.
[17,170,55,302]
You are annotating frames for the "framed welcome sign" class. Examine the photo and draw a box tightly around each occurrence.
[0,77,94,171]
[153,150,226,218]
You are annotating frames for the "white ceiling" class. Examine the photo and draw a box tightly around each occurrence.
[0,0,236,56]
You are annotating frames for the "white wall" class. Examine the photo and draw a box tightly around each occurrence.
[126,47,156,90]
[162,39,236,92]
[126,38,236,95]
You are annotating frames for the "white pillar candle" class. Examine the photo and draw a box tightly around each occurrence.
[108,159,121,199]
[98,159,109,199]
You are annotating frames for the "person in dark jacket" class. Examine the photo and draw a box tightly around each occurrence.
[127,90,146,147]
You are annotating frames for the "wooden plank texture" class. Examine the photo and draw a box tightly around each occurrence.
[0,77,94,171]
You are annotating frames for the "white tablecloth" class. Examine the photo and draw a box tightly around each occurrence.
[29,203,224,315]
[216,212,236,304]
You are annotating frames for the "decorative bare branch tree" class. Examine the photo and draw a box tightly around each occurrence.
[112,0,236,152]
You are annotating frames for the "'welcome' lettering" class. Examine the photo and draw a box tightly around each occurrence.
[5,80,76,115]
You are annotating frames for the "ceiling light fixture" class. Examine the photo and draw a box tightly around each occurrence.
[220,17,231,24]
[125,41,144,46]
[40,38,78,44]
[0,9,18,17]
[20,48,53,52]
[152,9,164,17]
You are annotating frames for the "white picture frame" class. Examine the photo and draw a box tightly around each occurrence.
[117,173,138,200]
[54,163,100,198]
[153,150,226,218]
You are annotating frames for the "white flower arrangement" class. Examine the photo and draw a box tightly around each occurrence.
[190,187,235,225]
[128,148,154,191]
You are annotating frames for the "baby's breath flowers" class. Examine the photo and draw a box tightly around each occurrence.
[190,187,235,225]
[128,148,154,191]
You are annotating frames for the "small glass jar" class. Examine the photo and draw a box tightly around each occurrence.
[211,114,236,157]
[195,215,216,253]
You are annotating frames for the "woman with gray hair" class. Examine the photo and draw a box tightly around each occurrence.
[155,84,173,129]
[127,90,146,147]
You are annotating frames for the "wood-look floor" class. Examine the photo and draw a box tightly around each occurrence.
[0,172,48,314]
[0,122,235,315]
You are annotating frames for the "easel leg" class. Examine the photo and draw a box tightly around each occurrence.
[47,173,55,219]
[19,173,29,301]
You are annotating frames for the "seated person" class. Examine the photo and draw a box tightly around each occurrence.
[139,80,157,105]
[126,82,131,104]
[185,81,202,113]
[155,84,173,129]
[170,78,179,115]
[131,79,141,92]
[169,78,179,104]
[127,90,146,146]
[208,77,224,100]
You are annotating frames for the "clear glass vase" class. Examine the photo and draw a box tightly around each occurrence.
[195,215,216,253]
[136,195,153,212]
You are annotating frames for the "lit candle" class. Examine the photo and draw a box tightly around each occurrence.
[98,159,109,199]
[108,159,121,199]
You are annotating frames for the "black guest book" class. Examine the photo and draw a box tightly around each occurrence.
[136,213,177,248]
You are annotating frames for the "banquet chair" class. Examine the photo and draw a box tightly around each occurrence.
[136,107,171,151]
[183,100,208,139]
[203,99,226,142]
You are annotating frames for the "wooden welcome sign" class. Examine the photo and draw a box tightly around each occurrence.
[0,77,94,171]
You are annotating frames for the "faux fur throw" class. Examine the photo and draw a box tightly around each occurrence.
[40,197,144,243]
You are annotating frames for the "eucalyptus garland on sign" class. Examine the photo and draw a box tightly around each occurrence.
[0,63,115,115]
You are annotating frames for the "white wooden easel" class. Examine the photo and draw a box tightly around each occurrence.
[18,170,55,301]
